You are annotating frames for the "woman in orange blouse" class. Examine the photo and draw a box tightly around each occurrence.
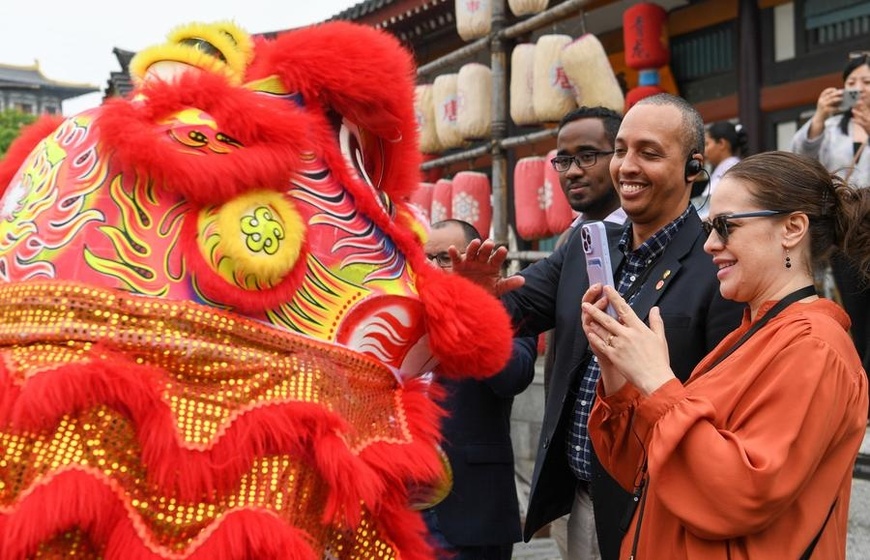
[580,151,869,559]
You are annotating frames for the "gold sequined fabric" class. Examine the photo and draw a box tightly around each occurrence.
[0,282,441,559]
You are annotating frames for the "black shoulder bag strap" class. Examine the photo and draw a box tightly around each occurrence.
[703,284,816,373]
[800,499,837,560]
[626,284,817,559]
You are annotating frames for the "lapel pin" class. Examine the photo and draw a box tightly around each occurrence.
[655,279,665,290]
[662,269,671,279]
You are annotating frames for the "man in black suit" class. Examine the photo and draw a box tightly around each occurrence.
[453,94,745,560]
[421,219,537,560]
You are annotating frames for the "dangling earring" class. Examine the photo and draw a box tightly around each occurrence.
[785,248,792,269]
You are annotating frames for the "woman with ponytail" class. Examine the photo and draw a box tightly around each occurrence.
[792,53,870,384]
[582,151,869,559]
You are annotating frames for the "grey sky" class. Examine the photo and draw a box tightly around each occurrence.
[0,0,362,114]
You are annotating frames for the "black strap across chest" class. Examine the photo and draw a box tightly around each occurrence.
[627,284,818,559]
[701,284,817,374]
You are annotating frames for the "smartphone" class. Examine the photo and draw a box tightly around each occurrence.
[581,221,618,318]
[839,88,861,112]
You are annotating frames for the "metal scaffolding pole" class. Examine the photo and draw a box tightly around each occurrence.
[419,129,557,171]
[416,0,592,246]
[417,37,490,77]
[416,0,591,78]
[502,0,588,39]
[500,127,558,149]
[490,0,509,244]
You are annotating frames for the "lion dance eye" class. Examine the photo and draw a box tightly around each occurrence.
[178,37,227,62]
[339,119,386,192]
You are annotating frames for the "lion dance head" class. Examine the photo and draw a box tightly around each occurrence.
[0,20,513,559]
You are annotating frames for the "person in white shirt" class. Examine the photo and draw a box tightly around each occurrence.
[693,120,747,219]
[791,52,870,405]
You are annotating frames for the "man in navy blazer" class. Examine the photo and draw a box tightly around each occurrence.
[422,219,537,560]
[453,94,745,560]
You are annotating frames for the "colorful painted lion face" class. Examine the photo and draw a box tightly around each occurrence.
[0,21,511,560]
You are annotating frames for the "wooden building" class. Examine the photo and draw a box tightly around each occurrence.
[296,0,867,247]
[0,62,98,115]
[320,0,866,153]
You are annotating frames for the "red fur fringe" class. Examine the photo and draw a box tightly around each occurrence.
[247,21,422,202]
[0,115,64,198]
[0,348,446,557]
[1,350,384,521]
[95,71,325,206]
[1,469,317,560]
[415,268,515,379]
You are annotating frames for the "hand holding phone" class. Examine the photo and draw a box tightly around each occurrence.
[581,221,618,318]
[839,88,861,112]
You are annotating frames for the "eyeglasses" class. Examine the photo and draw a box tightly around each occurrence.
[426,252,453,268]
[550,151,615,173]
[701,210,789,244]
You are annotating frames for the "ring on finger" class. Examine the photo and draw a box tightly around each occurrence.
[606,334,615,347]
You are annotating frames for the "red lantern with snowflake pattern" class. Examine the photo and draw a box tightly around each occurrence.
[451,171,492,237]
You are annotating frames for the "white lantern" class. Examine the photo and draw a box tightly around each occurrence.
[510,44,537,126]
[415,84,444,154]
[457,63,492,140]
[561,34,625,114]
[508,0,549,16]
[432,74,464,150]
[456,0,492,41]
[533,34,577,122]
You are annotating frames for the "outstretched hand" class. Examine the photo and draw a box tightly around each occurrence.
[581,284,674,396]
[449,238,525,297]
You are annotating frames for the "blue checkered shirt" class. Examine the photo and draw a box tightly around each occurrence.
[566,207,691,481]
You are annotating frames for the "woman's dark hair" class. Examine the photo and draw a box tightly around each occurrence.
[725,151,870,278]
[707,121,749,158]
[838,54,870,135]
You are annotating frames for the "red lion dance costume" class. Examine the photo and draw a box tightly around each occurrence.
[0,21,513,559]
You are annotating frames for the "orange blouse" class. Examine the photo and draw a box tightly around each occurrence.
[589,298,868,559]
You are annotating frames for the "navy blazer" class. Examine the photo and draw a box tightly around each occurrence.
[503,209,745,558]
[427,336,537,546]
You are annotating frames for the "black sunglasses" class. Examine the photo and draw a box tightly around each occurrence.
[701,210,789,243]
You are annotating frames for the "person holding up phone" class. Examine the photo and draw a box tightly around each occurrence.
[792,52,870,391]
[791,52,869,187]
[692,120,748,219]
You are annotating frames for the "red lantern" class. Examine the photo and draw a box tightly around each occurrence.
[625,84,667,112]
[623,2,669,70]
[513,156,550,240]
[432,178,453,223]
[451,171,492,238]
[408,182,435,223]
[544,149,574,235]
